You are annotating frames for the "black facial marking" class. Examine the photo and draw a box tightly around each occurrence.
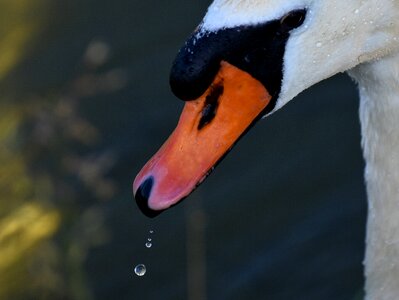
[170,9,307,114]
[198,83,224,130]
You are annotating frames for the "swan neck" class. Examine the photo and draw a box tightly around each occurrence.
[350,52,399,300]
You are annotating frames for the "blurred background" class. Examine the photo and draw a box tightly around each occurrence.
[0,1,366,299]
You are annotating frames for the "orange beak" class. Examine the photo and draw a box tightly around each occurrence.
[133,61,272,217]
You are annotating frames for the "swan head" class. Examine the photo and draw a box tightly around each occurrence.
[133,0,399,217]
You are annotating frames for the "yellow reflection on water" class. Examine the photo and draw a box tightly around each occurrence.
[0,0,122,298]
[0,0,48,80]
[0,203,60,270]
[0,1,62,298]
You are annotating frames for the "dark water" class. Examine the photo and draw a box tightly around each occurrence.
[2,1,366,299]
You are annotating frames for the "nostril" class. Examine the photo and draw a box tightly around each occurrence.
[134,177,162,218]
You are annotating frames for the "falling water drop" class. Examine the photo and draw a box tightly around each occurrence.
[145,242,152,248]
[149,230,154,234]
[134,264,146,276]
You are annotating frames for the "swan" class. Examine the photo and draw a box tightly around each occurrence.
[133,0,399,298]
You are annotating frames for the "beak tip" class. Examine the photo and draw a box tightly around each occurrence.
[134,176,163,218]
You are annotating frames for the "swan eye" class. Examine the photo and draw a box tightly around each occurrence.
[280,9,306,32]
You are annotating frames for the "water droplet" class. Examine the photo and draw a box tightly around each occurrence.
[134,264,146,276]
[149,230,154,234]
[148,238,152,242]
[145,242,152,248]
[354,9,359,14]
[316,42,322,47]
